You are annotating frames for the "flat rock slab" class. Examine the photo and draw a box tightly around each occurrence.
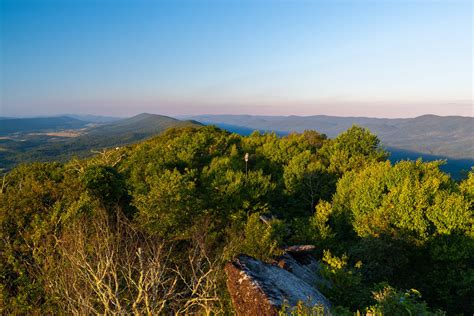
[225,254,331,316]
[283,245,316,254]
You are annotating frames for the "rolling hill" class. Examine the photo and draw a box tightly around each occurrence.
[86,113,200,137]
[65,114,120,123]
[0,113,202,171]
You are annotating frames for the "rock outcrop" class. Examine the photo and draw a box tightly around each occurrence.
[225,251,331,316]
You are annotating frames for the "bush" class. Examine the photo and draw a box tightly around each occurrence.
[318,250,369,310]
[366,284,446,316]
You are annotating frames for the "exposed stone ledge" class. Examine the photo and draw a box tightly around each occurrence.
[225,253,331,316]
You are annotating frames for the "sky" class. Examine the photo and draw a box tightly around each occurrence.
[0,0,472,118]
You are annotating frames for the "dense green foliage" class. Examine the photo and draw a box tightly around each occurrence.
[0,125,472,314]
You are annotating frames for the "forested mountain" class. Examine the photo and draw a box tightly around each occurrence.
[65,114,120,123]
[86,113,201,137]
[0,113,201,171]
[187,114,474,159]
[1,125,472,315]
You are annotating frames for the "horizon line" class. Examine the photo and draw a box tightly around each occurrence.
[2,112,473,120]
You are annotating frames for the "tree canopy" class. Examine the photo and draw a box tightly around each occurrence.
[1,125,472,315]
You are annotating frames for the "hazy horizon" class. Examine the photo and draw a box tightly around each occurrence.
[2,110,474,120]
[1,0,472,117]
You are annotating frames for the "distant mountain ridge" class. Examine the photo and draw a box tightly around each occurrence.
[187,114,474,159]
[0,113,202,171]
[74,113,202,147]
[66,114,120,123]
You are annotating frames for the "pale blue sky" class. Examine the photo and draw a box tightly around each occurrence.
[1,0,472,117]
